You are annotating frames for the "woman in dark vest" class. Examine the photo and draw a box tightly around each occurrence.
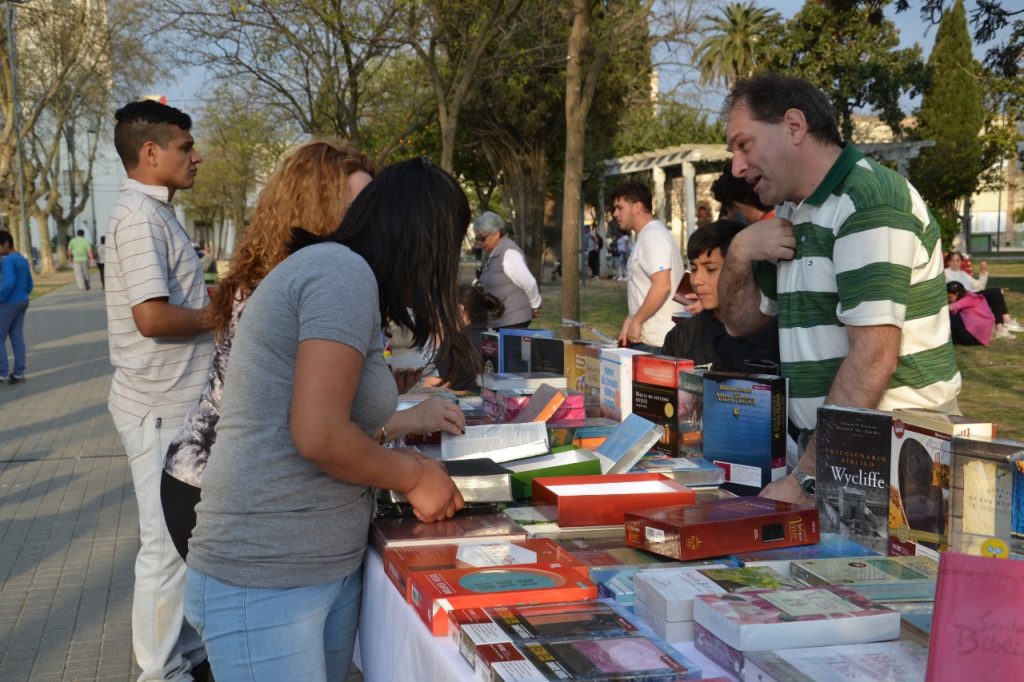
[473,211,541,329]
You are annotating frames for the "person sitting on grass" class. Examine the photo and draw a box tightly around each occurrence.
[661,219,779,372]
[946,281,996,346]
[944,251,1020,338]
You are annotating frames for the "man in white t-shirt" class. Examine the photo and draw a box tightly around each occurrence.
[610,182,684,350]
[105,100,213,681]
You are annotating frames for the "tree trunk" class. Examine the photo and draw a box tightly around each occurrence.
[31,209,55,274]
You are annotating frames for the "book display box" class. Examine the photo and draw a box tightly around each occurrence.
[531,473,696,527]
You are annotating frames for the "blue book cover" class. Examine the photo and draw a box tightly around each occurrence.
[701,371,787,495]
[498,328,555,373]
[594,414,661,475]
[731,533,880,570]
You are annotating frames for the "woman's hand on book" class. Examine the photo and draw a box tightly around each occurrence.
[406,458,464,523]
[410,397,466,436]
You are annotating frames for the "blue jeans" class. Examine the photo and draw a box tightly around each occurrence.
[0,300,28,377]
[184,565,363,681]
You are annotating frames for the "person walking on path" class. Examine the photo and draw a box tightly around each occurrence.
[68,229,94,290]
[104,99,214,681]
[0,229,33,384]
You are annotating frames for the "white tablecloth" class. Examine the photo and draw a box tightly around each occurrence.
[354,548,733,682]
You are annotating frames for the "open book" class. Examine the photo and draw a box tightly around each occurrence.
[441,422,549,464]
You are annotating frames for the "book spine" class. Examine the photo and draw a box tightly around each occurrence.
[694,622,744,678]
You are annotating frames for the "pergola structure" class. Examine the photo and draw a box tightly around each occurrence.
[597,140,935,249]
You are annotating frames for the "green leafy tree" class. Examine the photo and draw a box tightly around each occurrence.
[613,100,726,156]
[693,2,780,88]
[908,0,985,245]
[763,2,924,140]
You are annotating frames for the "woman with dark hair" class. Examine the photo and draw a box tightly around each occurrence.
[431,285,504,391]
[945,251,1020,338]
[946,281,995,346]
[183,158,469,679]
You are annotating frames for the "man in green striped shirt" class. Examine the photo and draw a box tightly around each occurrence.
[718,73,961,505]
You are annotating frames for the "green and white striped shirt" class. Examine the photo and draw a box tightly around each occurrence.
[757,144,961,431]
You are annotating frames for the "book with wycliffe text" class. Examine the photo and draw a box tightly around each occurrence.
[815,406,893,555]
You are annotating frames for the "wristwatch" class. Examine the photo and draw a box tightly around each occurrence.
[792,467,816,496]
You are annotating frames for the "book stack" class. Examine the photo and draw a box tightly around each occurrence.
[631,355,696,458]
[728,533,880,576]
[888,409,994,558]
[370,513,528,553]
[742,641,929,682]
[631,566,803,642]
[482,386,586,424]
[409,564,598,635]
[381,538,587,600]
[632,455,726,488]
[948,436,1024,560]
[790,555,938,602]
[624,497,819,562]
[815,406,893,555]
[692,585,900,675]
[480,372,569,393]
[701,371,787,495]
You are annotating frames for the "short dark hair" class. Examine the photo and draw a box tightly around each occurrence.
[609,182,652,212]
[77,229,85,237]
[687,219,747,262]
[710,162,770,214]
[946,281,966,299]
[0,230,13,248]
[114,100,193,171]
[724,73,842,147]
[288,157,472,384]
[460,285,504,324]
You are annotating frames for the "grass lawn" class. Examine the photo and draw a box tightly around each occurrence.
[527,261,1024,440]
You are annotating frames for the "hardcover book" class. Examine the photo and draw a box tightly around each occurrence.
[531,474,697,528]
[624,498,819,562]
[529,336,569,375]
[370,513,528,552]
[729,533,879,576]
[815,406,893,554]
[948,436,1024,560]
[888,409,994,558]
[441,422,550,463]
[408,564,597,636]
[500,506,624,541]
[742,641,928,682]
[926,552,1024,681]
[676,368,706,458]
[692,585,900,652]
[485,634,702,681]
[633,456,726,488]
[499,328,555,373]
[790,556,937,602]
[599,348,650,421]
[593,413,663,475]
[504,449,603,500]
[632,599,695,642]
[381,538,586,601]
[633,566,804,624]
[482,331,500,374]
[701,371,787,494]
[632,355,696,457]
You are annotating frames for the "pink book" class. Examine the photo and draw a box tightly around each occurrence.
[925,552,1024,681]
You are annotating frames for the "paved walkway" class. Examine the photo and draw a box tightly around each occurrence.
[0,283,140,681]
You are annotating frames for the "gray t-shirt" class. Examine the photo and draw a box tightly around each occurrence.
[187,242,397,588]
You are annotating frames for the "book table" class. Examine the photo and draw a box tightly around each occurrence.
[354,548,731,681]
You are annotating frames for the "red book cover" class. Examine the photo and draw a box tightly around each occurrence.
[925,552,1024,681]
[532,473,697,527]
[370,513,527,553]
[408,565,597,636]
[381,538,588,601]
[624,497,819,561]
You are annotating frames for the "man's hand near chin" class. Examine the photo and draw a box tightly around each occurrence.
[760,474,814,507]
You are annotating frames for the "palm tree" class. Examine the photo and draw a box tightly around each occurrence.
[694,2,780,88]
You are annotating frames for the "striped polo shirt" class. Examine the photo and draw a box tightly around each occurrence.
[757,143,961,431]
[105,178,214,423]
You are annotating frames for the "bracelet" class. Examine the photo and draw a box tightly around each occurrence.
[378,426,389,445]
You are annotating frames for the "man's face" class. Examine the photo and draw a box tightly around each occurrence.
[612,197,640,232]
[154,125,201,191]
[727,101,793,206]
[690,247,725,311]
